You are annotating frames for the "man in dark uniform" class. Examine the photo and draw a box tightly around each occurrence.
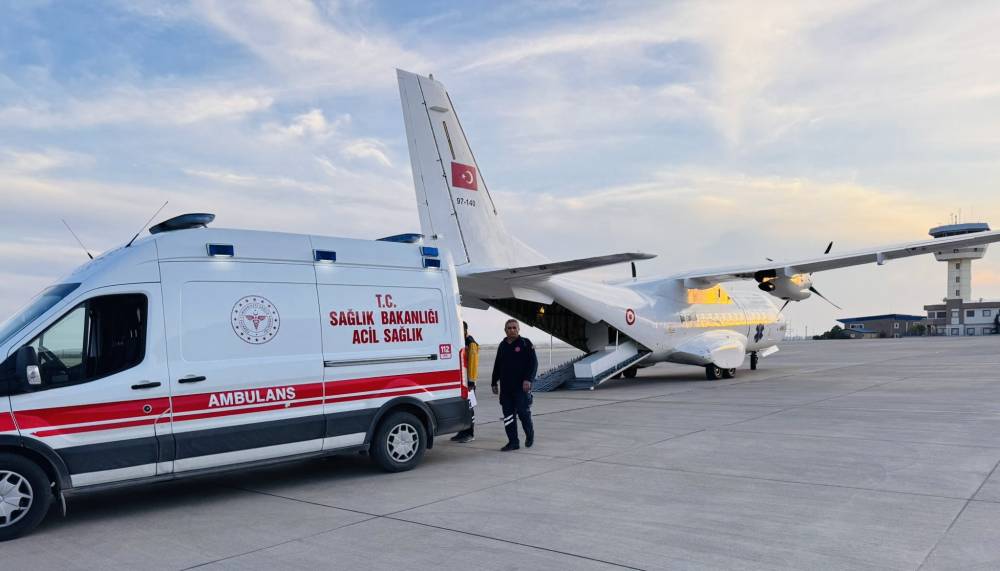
[491,319,537,451]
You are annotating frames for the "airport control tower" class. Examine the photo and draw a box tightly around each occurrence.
[929,222,991,301]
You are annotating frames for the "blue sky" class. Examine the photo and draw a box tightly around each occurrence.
[2,0,1000,340]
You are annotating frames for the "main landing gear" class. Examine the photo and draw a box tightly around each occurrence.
[750,351,759,370]
[705,364,736,380]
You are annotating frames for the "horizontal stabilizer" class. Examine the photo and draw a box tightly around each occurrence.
[466,252,656,281]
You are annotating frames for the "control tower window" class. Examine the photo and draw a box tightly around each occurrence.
[956,290,961,296]
[956,263,961,269]
[956,277,961,283]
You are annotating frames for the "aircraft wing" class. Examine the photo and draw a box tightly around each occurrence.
[670,230,1000,286]
[466,252,656,281]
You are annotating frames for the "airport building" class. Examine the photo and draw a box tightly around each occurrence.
[838,314,926,339]
[921,222,1000,336]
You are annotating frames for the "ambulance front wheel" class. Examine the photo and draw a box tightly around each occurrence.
[371,411,427,473]
[705,365,723,380]
[0,453,53,541]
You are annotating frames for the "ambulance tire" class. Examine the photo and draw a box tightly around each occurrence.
[623,366,638,379]
[722,368,736,379]
[371,411,427,473]
[0,453,52,541]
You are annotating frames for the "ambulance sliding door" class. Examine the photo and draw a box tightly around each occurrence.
[159,261,324,472]
[316,267,461,451]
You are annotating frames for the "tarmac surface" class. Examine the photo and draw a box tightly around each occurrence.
[6,337,1000,570]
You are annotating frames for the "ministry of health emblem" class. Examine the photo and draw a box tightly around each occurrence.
[232,295,280,344]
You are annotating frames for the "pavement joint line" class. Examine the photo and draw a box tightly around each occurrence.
[381,457,589,516]
[916,456,1000,570]
[221,464,641,571]
[381,515,645,571]
[718,427,1000,450]
[707,426,1000,450]
[590,457,977,503]
[181,515,380,570]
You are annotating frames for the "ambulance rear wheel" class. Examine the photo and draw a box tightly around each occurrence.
[372,411,427,473]
[705,365,723,380]
[623,366,638,379]
[0,453,52,541]
[722,368,736,379]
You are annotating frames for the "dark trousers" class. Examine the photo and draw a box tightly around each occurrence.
[500,389,533,445]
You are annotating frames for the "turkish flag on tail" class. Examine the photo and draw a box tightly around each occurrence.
[451,162,478,191]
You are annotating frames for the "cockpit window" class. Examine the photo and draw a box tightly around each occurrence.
[0,283,81,347]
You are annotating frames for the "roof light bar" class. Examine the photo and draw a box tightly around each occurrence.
[423,258,442,269]
[420,246,439,257]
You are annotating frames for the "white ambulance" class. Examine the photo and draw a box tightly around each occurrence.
[0,214,471,540]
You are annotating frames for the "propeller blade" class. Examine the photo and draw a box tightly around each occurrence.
[809,286,842,309]
[631,262,637,279]
[824,241,833,255]
[765,257,773,262]
[779,300,791,312]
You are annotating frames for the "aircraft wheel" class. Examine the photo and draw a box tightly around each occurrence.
[623,366,638,379]
[750,352,759,370]
[705,365,723,380]
[722,368,736,379]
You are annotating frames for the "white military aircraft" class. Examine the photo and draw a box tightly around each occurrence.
[396,69,1000,389]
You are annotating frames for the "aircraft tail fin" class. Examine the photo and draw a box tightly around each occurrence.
[397,69,543,270]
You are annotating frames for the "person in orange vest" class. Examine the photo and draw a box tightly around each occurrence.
[451,321,479,443]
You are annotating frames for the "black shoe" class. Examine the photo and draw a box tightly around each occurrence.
[501,442,520,451]
[456,435,475,443]
[525,434,534,448]
[450,434,463,442]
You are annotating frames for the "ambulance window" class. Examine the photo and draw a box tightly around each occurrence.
[25,294,147,388]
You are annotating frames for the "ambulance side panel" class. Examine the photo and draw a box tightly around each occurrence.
[159,260,326,472]
[316,265,466,448]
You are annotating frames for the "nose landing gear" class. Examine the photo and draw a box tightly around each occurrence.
[750,351,759,370]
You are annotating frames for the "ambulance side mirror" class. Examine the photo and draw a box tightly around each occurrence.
[15,346,41,388]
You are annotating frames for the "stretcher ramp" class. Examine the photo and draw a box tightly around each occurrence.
[534,341,650,391]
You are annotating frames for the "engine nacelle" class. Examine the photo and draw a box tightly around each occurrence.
[756,273,812,301]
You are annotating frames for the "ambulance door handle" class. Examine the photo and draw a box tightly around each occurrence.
[178,375,207,384]
[131,381,162,390]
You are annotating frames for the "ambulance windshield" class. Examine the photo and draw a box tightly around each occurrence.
[0,283,80,347]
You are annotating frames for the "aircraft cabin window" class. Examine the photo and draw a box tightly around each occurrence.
[22,294,147,390]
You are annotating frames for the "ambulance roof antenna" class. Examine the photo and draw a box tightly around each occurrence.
[125,201,169,248]
[61,219,93,260]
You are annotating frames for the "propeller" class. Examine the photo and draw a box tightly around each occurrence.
[774,241,841,311]
[631,261,637,279]
[808,285,841,309]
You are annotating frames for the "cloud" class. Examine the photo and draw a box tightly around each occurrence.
[0,86,274,129]
[0,148,93,173]
[261,109,348,142]
[341,138,392,168]
[192,0,425,90]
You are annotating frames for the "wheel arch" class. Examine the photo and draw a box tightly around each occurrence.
[364,397,437,450]
[0,435,72,492]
